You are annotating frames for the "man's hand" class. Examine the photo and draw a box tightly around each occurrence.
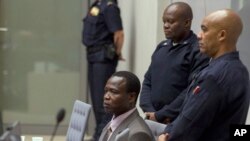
[145,112,157,121]
[117,52,125,61]
[163,117,171,124]
[158,133,170,141]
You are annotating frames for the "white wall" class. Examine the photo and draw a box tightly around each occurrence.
[118,0,170,85]
[118,0,161,116]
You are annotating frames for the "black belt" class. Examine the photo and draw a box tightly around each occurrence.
[87,45,103,53]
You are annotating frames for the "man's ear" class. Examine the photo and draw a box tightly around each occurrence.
[218,30,226,41]
[128,92,136,103]
[185,19,191,28]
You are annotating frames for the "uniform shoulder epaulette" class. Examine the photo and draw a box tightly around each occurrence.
[107,0,114,6]
[160,40,169,46]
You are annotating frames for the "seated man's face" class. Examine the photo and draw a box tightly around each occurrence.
[103,76,134,117]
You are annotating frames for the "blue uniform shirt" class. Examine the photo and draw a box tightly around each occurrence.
[82,0,123,47]
[140,31,209,122]
[165,51,250,141]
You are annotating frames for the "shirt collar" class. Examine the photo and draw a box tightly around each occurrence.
[172,31,195,45]
[163,30,196,47]
[110,108,136,132]
[209,51,239,65]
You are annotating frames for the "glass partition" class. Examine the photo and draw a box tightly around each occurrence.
[0,0,87,134]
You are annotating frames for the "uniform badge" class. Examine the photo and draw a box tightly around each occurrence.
[193,86,200,95]
[90,6,100,16]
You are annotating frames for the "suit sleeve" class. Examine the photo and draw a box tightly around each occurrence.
[155,45,209,122]
[139,64,156,112]
[165,77,223,141]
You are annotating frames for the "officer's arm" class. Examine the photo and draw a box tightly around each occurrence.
[140,64,156,112]
[104,4,124,60]
[155,89,186,123]
[114,30,124,59]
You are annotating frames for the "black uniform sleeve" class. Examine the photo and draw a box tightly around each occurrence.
[139,64,156,112]
[104,4,123,32]
[155,89,186,122]
[165,77,224,141]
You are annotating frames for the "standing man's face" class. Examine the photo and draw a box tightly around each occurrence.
[103,76,134,117]
[162,5,189,42]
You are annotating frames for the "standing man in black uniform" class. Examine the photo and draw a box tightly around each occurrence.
[82,0,124,140]
[158,9,250,141]
[140,2,209,124]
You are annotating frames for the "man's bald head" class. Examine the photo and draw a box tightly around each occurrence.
[167,2,193,21]
[198,9,243,58]
[205,9,243,45]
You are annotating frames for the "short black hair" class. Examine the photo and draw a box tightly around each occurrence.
[168,2,193,20]
[111,71,141,96]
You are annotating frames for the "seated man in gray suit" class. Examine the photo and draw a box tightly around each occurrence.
[99,71,155,141]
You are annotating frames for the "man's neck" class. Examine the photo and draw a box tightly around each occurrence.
[172,30,191,44]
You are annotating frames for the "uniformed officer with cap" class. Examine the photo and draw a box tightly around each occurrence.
[82,0,124,140]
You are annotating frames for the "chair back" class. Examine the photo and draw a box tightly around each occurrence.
[66,100,91,141]
[145,119,166,140]
[0,121,21,141]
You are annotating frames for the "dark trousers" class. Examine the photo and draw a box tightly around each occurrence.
[88,59,117,141]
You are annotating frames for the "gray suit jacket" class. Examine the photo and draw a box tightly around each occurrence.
[99,110,155,141]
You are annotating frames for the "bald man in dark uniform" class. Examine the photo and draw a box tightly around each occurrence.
[158,9,250,141]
